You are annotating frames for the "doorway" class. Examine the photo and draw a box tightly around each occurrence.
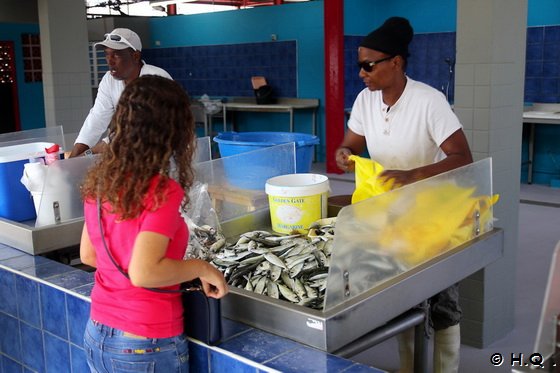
[0,41,20,134]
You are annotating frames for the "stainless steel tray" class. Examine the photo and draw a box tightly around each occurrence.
[0,217,83,255]
[220,209,503,353]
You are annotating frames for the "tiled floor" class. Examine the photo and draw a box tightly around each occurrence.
[313,162,560,372]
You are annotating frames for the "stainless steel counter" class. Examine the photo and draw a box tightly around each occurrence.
[0,217,83,255]
[219,207,503,353]
[215,158,502,360]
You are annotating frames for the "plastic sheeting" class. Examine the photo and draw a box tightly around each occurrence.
[324,158,497,311]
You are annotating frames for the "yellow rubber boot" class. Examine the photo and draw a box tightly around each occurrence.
[396,328,415,373]
[433,324,460,373]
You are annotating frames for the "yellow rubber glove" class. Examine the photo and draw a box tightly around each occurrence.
[349,155,395,204]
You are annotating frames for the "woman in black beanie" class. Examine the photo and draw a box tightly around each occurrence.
[335,17,472,373]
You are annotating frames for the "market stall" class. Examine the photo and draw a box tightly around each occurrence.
[211,158,502,354]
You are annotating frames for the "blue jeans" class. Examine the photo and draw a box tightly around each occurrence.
[83,319,189,373]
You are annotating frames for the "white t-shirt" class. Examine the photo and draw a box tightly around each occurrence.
[347,77,462,170]
[75,63,172,147]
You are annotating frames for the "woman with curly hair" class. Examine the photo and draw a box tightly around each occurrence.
[80,75,228,373]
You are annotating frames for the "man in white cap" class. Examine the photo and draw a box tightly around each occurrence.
[69,28,171,157]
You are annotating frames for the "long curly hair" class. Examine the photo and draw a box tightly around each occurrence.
[81,75,196,220]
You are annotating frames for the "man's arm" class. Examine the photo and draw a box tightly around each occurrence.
[69,73,115,157]
[335,129,367,172]
[69,143,90,158]
[68,140,108,158]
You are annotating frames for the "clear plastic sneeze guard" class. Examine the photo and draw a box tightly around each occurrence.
[35,156,98,227]
[325,158,496,311]
[194,142,296,222]
[194,136,212,163]
[0,126,65,148]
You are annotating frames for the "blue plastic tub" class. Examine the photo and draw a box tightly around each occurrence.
[213,132,319,173]
[0,142,56,221]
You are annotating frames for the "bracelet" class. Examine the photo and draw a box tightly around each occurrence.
[84,149,94,157]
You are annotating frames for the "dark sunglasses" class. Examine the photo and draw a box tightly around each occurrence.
[357,56,394,72]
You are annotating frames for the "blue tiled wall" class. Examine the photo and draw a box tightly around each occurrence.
[0,244,383,373]
[524,25,560,184]
[344,32,457,109]
[525,25,560,103]
[146,32,458,111]
[142,41,297,99]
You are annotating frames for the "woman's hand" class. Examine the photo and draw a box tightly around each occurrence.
[379,169,420,188]
[199,262,228,299]
[130,233,228,295]
[335,147,355,172]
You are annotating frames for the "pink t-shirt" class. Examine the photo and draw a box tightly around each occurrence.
[84,177,188,338]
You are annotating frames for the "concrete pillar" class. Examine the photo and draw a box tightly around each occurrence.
[38,0,92,136]
[454,0,527,347]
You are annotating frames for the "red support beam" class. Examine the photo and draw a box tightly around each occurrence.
[324,0,344,173]
[166,3,177,15]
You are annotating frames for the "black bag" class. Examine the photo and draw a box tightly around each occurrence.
[254,84,275,104]
[181,280,222,345]
[97,198,222,345]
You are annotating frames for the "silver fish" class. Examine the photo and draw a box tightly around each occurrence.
[247,240,258,252]
[253,276,268,294]
[239,254,264,266]
[280,271,295,291]
[304,284,318,299]
[209,237,226,251]
[293,278,306,298]
[269,265,282,282]
[255,261,271,275]
[263,252,287,269]
[313,250,328,267]
[289,262,305,278]
[267,281,279,299]
[244,277,254,291]
[277,283,299,302]
[265,234,302,242]
[285,253,314,269]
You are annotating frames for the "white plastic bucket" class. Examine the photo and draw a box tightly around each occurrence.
[265,173,329,234]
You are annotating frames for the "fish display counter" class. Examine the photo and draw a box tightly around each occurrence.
[209,158,503,353]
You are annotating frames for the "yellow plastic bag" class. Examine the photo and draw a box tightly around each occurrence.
[376,182,499,266]
[349,155,395,204]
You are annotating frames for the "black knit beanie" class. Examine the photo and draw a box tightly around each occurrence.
[360,17,413,58]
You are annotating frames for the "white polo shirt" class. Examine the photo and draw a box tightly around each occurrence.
[347,77,462,170]
[75,63,172,147]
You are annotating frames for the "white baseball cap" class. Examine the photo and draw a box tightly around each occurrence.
[94,28,142,51]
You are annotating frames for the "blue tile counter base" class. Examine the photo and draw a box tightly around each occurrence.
[0,243,385,373]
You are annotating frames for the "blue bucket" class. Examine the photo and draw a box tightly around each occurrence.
[213,131,319,173]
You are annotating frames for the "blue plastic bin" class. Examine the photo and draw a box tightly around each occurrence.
[0,142,55,222]
[213,132,319,173]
